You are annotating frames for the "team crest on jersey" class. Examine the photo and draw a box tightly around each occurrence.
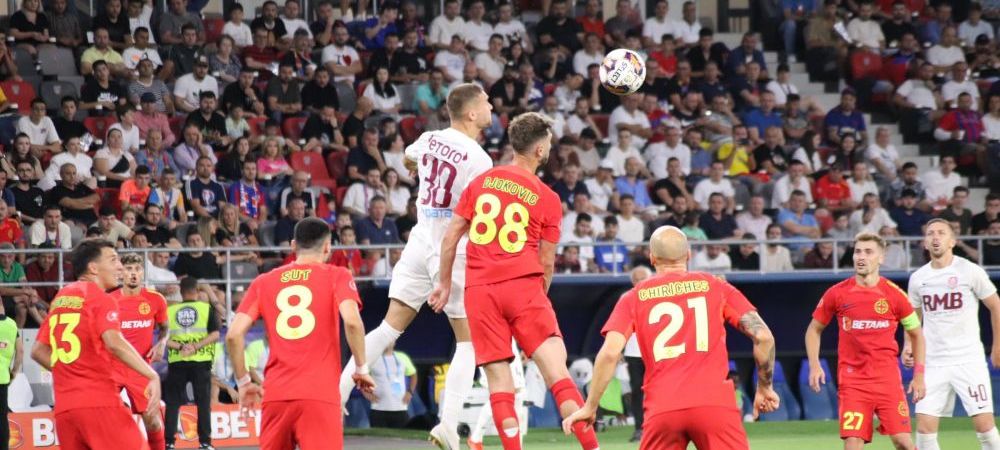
[139,302,151,315]
[898,401,908,417]
[948,277,959,289]
[176,306,198,328]
[874,299,889,315]
[106,311,119,322]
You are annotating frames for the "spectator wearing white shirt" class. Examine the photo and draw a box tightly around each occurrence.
[474,34,507,86]
[555,74,583,113]
[17,99,62,156]
[434,35,469,83]
[762,224,794,272]
[222,4,252,48]
[921,155,962,210]
[692,162,735,211]
[30,205,73,250]
[460,0,493,53]
[675,2,702,46]
[362,67,402,118]
[958,4,994,47]
[866,127,902,183]
[428,0,465,50]
[736,195,772,239]
[602,129,644,177]
[926,26,966,72]
[321,22,362,84]
[573,33,604,76]
[691,244,732,273]
[560,213,596,272]
[608,94,652,147]
[584,162,617,213]
[985,95,1000,141]
[849,193,897,235]
[847,161,879,205]
[771,160,813,208]
[127,0,154,43]
[846,2,885,50]
[280,0,311,41]
[173,58,219,113]
[39,137,94,191]
[644,126,691,178]
[895,64,940,110]
[540,96,568,139]
[765,64,800,107]
[561,193,605,237]
[616,195,645,245]
[121,27,162,70]
[565,97,602,140]
[642,0,680,49]
[941,61,980,107]
[493,3,530,52]
[343,167,387,217]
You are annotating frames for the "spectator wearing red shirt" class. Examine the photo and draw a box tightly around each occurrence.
[0,199,23,247]
[24,242,71,313]
[577,0,606,42]
[813,165,856,214]
[329,226,363,276]
[934,92,987,174]
[118,165,153,213]
[648,34,678,78]
[243,26,280,81]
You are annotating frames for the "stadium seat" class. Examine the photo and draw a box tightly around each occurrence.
[289,152,337,191]
[756,361,801,421]
[203,17,225,45]
[798,359,836,420]
[400,116,426,145]
[344,394,371,428]
[94,188,120,216]
[591,114,609,137]
[247,117,267,136]
[326,151,348,182]
[83,117,118,144]
[335,186,348,208]
[175,222,197,244]
[314,192,332,220]
[12,48,36,77]
[231,261,259,280]
[355,80,369,98]
[258,221,277,247]
[527,391,561,428]
[40,81,79,110]
[168,116,186,139]
[397,84,418,113]
[850,49,883,81]
[38,46,77,77]
[282,116,308,144]
[334,81,356,114]
[0,79,36,115]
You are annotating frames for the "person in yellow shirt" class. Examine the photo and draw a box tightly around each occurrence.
[80,27,127,77]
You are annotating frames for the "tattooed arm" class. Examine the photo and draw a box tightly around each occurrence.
[738,311,780,417]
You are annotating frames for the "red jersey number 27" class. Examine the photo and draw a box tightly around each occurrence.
[649,297,709,361]
[469,193,530,253]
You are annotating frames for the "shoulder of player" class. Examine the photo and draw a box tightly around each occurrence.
[143,288,168,303]
[879,277,909,298]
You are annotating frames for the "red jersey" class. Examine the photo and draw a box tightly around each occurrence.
[602,271,756,416]
[455,165,562,287]
[0,218,22,244]
[812,276,914,386]
[237,263,361,404]
[38,281,123,413]
[813,175,852,208]
[110,288,167,360]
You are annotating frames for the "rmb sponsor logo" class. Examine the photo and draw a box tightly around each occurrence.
[922,292,963,311]
[874,299,889,315]
[8,419,22,448]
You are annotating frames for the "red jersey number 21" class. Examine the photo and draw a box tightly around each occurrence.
[649,297,708,361]
[421,155,457,208]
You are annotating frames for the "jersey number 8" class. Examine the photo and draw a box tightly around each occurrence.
[469,193,530,253]
[275,285,316,340]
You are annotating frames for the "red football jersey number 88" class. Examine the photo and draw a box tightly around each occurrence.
[469,193,530,253]
[649,296,709,361]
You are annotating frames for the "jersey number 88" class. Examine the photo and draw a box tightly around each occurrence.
[469,193,530,253]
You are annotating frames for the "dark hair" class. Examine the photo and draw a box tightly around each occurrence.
[508,112,553,155]
[180,276,199,296]
[134,26,149,36]
[372,67,397,98]
[620,194,635,202]
[294,217,332,250]
[604,215,619,227]
[71,239,115,280]
[61,96,77,106]
[902,162,918,171]
[135,165,151,176]
[181,23,197,34]
[576,213,592,224]
[954,186,970,195]
[790,189,807,198]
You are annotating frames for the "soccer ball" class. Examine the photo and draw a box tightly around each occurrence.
[599,49,646,96]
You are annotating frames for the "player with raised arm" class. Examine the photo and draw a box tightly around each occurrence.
[30,239,161,450]
[226,217,375,450]
[806,232,926,450]
[110,253,169,450]
[904,218,1000,450]
[563,226,780,449]
[430,112,599,450]
[338,83,495,449]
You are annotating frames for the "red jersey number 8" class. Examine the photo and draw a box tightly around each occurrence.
[469,193,530,253]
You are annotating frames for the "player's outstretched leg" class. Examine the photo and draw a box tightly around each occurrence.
[531,337,599,450]
[340,302,415,407]
[972,413,1000,450]
[431,320,476,449]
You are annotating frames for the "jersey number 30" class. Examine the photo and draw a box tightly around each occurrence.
[649,297,709,361]
[469,193,529,253]
[48,313,82,366]
[275,285,316,340]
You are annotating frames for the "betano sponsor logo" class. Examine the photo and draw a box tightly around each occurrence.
[842,316,891,331]
[121,319,154,329]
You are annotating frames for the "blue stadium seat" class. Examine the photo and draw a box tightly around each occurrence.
[528,391,561,428]
[798,359,837,420]
[345,393,371,428]
[755,361,801,421]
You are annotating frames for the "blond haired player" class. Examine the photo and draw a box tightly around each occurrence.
[339,83,495,450]
[904,218,1000,450]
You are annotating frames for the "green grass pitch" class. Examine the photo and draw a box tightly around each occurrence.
[347,417,995,449]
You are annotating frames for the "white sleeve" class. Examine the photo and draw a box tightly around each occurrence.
[46,118,61,143]
[896,80,913,98]
[971,264,998,300]
[343,185,361,211]
[404,132,429,162]
[908,272,923,308]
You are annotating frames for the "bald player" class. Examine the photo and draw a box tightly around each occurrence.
[565,226,779,449]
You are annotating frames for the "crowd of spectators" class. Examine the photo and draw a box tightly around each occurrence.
[0,0,996,323]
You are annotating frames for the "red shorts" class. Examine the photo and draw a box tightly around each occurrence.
[838,383,912,442]
[55,406,149,450]
[465,276,562,366]
[119,371,152,414]
[261,399,343,450]
[641,406,748,450]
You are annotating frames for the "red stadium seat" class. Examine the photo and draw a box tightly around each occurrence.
[335,186,348,208]
[168,116,186,140]
[326,151,348,182]
[247,117,267,136]
[83,116,118,141]
[204,18,225,44]
[399,116,426,145]
[95,188,120,217]
[850,49,883,81]
[591,114,609,137]
[315,192,332,219]
[355,80,369,98]
[0,80,35,115]
[282,116,308,143]
[289,152,337,191]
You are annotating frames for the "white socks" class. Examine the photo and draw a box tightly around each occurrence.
[440,342,476,428]
[339,321,403,406]
[978,427,1000,450]
[470,399,492,442]
[917,433,940,450]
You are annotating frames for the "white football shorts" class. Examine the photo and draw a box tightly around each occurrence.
[388,239,467,319]
[915,361,994,417]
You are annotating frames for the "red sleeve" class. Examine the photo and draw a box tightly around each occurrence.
[333,267,362,308]
[12,223,22,242]
[811,180,822,201]
[539,191,562,244]
[812,286,839,325]
[938,112,957,131]
[90,292,121,337]
[718,279,756,328]
[151,292,168,324]
[886,280,915,319]
[839,182,852,201]
[118,183,131,202]
[601,291,636,338]
[454,185,476,221]
[237,279,262,321]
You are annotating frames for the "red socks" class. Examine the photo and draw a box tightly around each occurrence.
[550,378,600,450]
[489,392,521,450]
[147,427,165,450]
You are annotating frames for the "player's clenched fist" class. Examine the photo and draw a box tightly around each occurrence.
[561,404,597,435]
[428,283,450,314]
[352,372,377,395]
[808,363,826,392]
[752,385,780,419]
